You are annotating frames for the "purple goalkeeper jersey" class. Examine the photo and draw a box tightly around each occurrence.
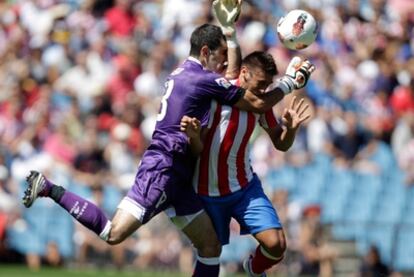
[146,57,243,180]
[124,57,243,222]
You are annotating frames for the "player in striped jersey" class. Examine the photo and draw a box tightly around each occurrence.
[182,52,311,277]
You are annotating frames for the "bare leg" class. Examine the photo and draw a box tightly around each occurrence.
[246,228,286,274]
[26,253,41,270]
[106,208,142,245]
[181,211,221,277]
[254,228,286,257]
[182,211,221,257]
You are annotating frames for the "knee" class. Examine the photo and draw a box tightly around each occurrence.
[264,232,287,257]
[197,235,222,257]
[105,224,127,245]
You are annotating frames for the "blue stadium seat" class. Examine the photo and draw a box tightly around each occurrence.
[400,186,414,225]
[372,191,404,224]
[356,225,395,265]
[331,222,365,241]
[320,168,353,223]
[367,141,397,176]
[47,205,75,258]
[310,153,332,173]
[265,166,296,192]
[394,226,414,271]
[6,221,44,255]
[352,172,382,196]
[341,173,381,223]
[401,207,414,225]
[291,165,326,205]
[103,185,123,214]
[378,169,407,225]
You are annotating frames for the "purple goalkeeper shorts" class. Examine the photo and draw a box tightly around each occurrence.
[119,149,204,224]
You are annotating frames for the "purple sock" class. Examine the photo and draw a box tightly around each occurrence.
[192,257,220,277]
[56,190,110,237]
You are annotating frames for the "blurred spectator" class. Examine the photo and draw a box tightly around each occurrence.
[298,205,337,277]
[330,111,370,167]
[105,0,135,38]
[392,111,414,184]
[390,80,414,117]
[359,245,390,277]
[392,111,414,158]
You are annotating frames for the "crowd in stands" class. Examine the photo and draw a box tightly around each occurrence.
[0,0,413,276]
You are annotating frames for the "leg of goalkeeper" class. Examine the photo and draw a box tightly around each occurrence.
[23,171,142,244]
[52,185,142,244]
[181,211,222,277]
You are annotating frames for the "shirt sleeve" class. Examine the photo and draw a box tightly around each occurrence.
[259,109,279,129]
[197,73,243,106]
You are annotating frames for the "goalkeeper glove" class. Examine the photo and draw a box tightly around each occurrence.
[277,57,315,94]
[212,0,242,47]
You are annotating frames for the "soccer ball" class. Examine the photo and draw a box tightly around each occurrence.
[276,9,318,50]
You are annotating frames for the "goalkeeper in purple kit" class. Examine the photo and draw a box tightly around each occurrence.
[22,1,314,276]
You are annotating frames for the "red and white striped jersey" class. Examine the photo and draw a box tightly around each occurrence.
[193,79,279,197]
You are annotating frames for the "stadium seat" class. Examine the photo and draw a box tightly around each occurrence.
[320,168,353,223]
[341,173,381,223]
[47,206,75,258]
[265,166,296,192]
[400,186,414,225]
[103,185,123,214]
[379,169,407,225]
[356,225,395,265]
[331,222,365,241]
[367,141,397,176]
[371,188,405,224]
[291,165,326,205]
[394,227,414,271]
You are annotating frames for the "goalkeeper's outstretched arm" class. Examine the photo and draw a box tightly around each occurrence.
[212,0,242,79]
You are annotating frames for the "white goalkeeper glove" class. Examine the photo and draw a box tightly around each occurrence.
[277,57,315,95]
[212,0,242,47]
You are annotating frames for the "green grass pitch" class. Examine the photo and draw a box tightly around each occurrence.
[0,266,252,277]
[0,266,185,277]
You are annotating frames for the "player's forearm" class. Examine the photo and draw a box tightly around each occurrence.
[257,87,287,111]
[224,35,241,79]
[274,125,297,151]
[236,88,285,113]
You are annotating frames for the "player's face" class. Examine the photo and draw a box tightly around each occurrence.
[241,66,273,95]
[205,39,228,74]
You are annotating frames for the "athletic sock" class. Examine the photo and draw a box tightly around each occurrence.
[251,245,284,274]
[192,256,220,277]
[49,183,110,238]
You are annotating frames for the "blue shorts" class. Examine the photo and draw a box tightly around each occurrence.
[199,174,282,245]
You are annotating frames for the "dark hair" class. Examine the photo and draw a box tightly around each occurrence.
[189,24,226,57]
[242,51,278,76]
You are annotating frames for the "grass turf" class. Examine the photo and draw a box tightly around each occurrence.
[0,266,250,277]
[0,266,186,277]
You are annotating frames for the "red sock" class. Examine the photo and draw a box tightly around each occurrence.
[251,245,284,274]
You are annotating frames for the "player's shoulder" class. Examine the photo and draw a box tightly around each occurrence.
[198,72,235,90]
[169,58,199,78]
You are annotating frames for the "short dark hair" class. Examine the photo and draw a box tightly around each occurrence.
[242,51,278,76]
[189,24,226,57]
